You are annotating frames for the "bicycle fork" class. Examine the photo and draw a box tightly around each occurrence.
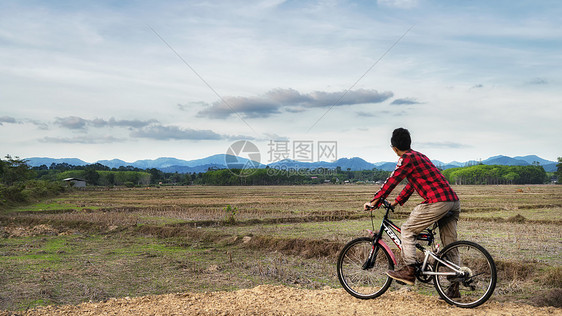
[362,244,380,270]
[363,230,397,270]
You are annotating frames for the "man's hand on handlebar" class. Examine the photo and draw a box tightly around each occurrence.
[364,198,379,210]
[364,199,399,211]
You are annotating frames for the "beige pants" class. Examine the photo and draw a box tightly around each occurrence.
[401,200,461,265]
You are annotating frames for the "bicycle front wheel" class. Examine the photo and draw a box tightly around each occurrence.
[337,237,394,299]
[434,240,497,308]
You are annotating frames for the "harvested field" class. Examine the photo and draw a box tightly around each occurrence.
[1,185,561,313]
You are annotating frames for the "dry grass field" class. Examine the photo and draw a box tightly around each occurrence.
[1,184,561,312]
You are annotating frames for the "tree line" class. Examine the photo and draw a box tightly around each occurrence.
[196,167,391,185]
[32,162,190,186]
[441,164,549,185]
[31,161,392,186]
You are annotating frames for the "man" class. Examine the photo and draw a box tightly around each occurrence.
[365,128,460,291]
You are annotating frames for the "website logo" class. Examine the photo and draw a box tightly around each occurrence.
[225,140,261,177]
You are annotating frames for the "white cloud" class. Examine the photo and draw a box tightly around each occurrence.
[196,88,393,119]
[390,98,421,105]
[130,125,224,141]
[54,116,88,130]
[0,116,18,125]
[54,116,158,130]
[41,135,124,144]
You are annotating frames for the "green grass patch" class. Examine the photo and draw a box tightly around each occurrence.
[9,202,74,212]
[8,199,100,213]
[0,236,72,271]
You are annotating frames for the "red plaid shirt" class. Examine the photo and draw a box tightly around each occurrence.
[371,149,458,207]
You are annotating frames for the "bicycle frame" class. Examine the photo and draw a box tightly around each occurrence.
[367,200,463,277]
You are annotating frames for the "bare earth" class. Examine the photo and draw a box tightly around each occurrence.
[5,285,560,316]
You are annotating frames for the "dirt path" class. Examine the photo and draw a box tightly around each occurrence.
[4,285,560,316]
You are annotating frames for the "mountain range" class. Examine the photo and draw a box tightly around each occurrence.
[24,154,558,173]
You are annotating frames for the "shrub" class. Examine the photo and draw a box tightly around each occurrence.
[24,180,66,198]
[223,204,237,225]
[0,180,66,208]
[0,182,27,203]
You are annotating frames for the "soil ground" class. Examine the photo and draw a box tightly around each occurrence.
[1,185,561,314]
[4,285,560,316]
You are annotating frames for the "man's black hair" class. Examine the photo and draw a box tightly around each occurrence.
[391,128,411,151]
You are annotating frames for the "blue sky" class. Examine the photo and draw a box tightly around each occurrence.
[0,0,560,164]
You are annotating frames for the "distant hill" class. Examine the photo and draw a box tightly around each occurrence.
[24,154,557,173]
[542,163,557,172]
[479,155,557,172]
[483,155,528,166]
[131,157,193,169]
[183,154,238,167]
[25,157,88,167]
[330,157,376,170]
[374,162,397,171]
[96,159,131,169]
[449,161,465,167]
[513,155,554,165]
[268,157,381,171]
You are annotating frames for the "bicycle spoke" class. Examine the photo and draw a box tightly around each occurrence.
[433,241,496,308]
[337,238,393,299]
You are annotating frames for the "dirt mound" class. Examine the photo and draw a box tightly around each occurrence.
[2,224,61,238]
[7,285,560,316]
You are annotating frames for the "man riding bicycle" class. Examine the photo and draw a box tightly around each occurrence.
[365,128,461,295]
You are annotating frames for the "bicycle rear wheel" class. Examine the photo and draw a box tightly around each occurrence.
[337,237,394,299]
[433,240,497,308]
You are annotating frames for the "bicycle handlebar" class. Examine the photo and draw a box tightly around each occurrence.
[365,199,394,212]
[382,199,395,212]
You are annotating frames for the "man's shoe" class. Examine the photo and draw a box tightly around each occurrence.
[445,282,461,299]
[386,265,415,285]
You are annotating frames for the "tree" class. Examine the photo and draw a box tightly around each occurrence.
[0,155,34,185]
[83,168,100,185]
[86,163,110,171]
[0,159,4,180]
[182,173,192,185]
[148,168,164,184]
[502,172,519,184]
[50,162,75,171]
[556,157,562,183]
[106,172,115,186]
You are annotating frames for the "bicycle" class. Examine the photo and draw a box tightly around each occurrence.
[337,200,497,308]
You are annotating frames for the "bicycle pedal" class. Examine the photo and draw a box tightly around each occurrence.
[396,280,406,285]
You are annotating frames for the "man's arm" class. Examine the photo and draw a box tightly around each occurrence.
[395,182,415,206]
[369,156,410,208]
